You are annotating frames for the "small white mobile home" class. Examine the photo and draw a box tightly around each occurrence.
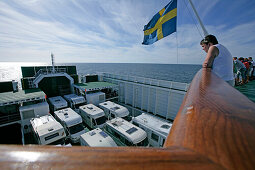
[80,128,117,147]
[30,114,66,145]
[104,117,147,146]
[99,101,130,121]
[54,108,86,143]
[48,96,68,113]
[131,113,172,147]
[19,102,49,134]
[63,94,86,111]
[79,104,106,129]
[86,92,105,106]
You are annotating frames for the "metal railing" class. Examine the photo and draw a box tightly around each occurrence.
[100,72,189,91]
[33,68,67,79]
[0,113,21,126]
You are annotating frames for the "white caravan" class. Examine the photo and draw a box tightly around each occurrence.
[131,113,172,147]
[48,96,68,113]
[104,117,148,146]
[99,101,130,121]
[79,104,106,129]
[30,114,66,145]
[86,92,105,106]
[19,102,49,134]
[54,108,86,143]
[63,94,86,111]
[80,128,117,147]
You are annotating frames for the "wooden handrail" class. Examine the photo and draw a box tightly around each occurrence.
[165,68,255,169]
[0,68,254,169]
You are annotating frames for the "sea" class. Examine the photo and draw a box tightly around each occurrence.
[0,62,202,86]
[1,62,254,103]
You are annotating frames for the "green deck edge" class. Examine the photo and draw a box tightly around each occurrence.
[235,80,255,103]
[74,82,118,91]
[0,88,45,105]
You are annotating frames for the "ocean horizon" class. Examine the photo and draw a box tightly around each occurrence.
[0,63,202,87]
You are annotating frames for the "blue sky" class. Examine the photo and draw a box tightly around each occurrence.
[0,0,255,64]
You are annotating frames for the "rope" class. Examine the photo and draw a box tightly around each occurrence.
[183,0,203,39]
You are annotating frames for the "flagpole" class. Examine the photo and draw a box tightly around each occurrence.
[188,0,209,37]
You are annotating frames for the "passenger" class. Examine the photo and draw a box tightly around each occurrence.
[248,57,254,81]
[243,58,250,83]
[200,34,234,86]
[233,59,237,85]
[233,57,246,85]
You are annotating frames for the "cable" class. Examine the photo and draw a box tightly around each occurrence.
[183,0,203,38]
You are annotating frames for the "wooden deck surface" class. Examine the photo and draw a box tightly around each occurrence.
[1,68,255,170]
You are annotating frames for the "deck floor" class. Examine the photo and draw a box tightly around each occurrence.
[235,80,255,103]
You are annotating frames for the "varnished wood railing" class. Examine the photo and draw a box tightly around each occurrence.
[1,68,255,169]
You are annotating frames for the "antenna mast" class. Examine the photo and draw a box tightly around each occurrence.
[51,52,55,73]
[188,0,209,37]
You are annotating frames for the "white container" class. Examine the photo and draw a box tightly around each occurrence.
[80,128,117,147]
[63,94,86,111]
[86,92,105,106]
[131,113,172,147]
[48,96,68,112]
[79,104,106,129]
[104,117,147,146]
[30,114,66,145]
[19,102,49,134]
[54,108,86,143]
[99,101,130,120]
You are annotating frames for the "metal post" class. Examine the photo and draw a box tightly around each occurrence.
[188,0,209,37]
[51,53,55,73]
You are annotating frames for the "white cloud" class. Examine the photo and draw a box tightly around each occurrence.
[0,0,255,64]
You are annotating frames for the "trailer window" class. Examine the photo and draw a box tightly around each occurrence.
[48,138,65,145]
[162,138,166,146]
[120,136,125,143]
[69,123,84,134]
[45,133,59,141]
[99,95,104,101]
[132,121,139,127]
[151,133,159,142]
[113,131,120,139]
[75,102,86,109]
[123,116,132,121]
[92,119,96,126]
[135,138,148,146]
[161,124,170,129]
[126,127,138,135]
[22,110,34,119]
[125,139,132,146]
[95,116,106,125]
[111,113,115,118]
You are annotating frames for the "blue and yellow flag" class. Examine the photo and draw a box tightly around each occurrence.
[142,0,177,45]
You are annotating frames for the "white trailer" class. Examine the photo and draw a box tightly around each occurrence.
[79,104,106,129]
[104,117,148,146]
[80,128,117,147]
[99,101,130,121]
[63,94,86,111]
[48,96,68,113]
[19,102,49,134]
[30,114,66,145]
[54,108,86,143]
[131,113,172,147]
[86,92,105,106]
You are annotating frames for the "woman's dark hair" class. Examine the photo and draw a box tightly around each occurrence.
[200,34,218,45]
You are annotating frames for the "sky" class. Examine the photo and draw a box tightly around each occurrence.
[0,0,255,64]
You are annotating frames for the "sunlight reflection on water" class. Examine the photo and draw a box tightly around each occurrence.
[0,62,48,88]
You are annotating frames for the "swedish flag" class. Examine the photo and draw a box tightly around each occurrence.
[142,0,177,45]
